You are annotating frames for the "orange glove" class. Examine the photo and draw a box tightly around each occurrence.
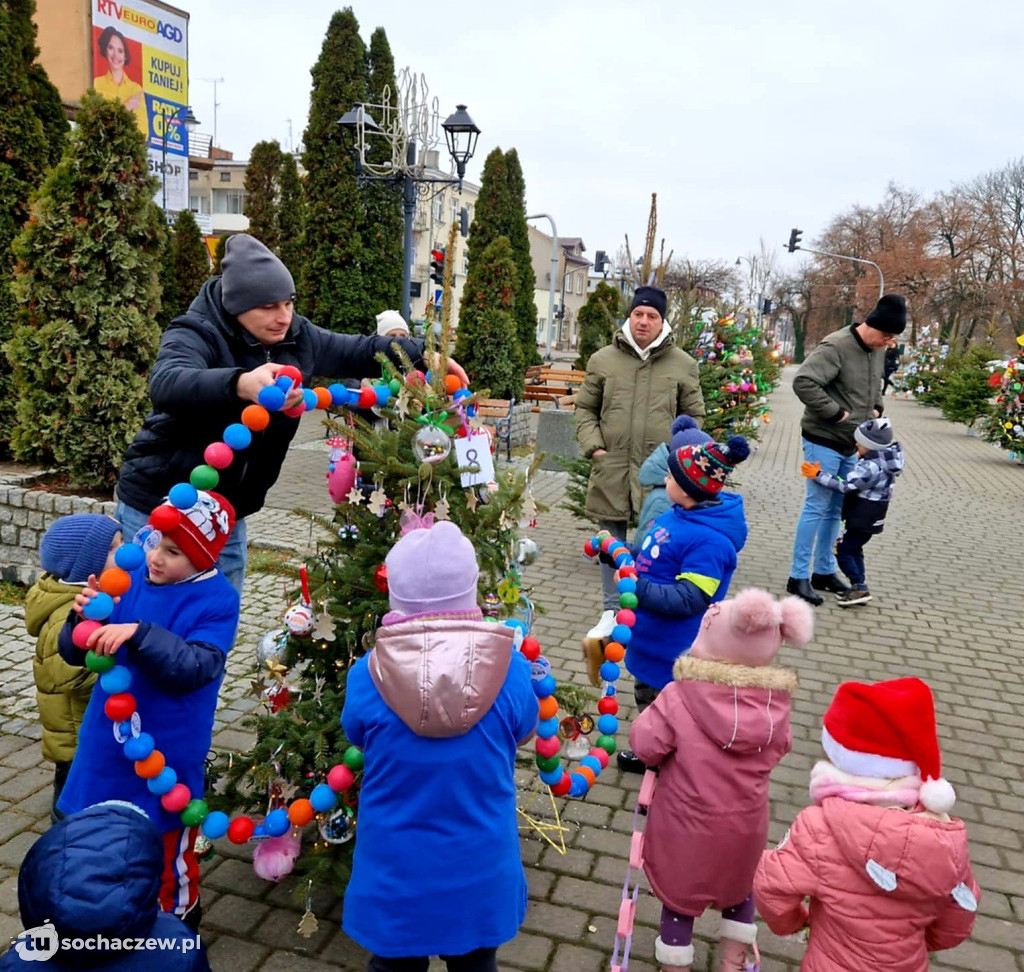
[801,461,822,479]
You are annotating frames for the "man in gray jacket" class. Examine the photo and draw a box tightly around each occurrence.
[787,295,906,605]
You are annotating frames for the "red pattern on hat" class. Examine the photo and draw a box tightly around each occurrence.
[149,491,236,571]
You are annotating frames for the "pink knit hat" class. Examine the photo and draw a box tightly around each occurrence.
[689,588,814,667]
[385,521,479,616]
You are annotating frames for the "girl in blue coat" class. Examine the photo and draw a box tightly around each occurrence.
[342,521,538,972]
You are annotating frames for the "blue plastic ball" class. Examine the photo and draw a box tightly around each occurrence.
[101,667,132,695]
[114,544,146,571]
[617,578,637,594]
[580,755,603,775]
[310,783,337,813]
[569,774,590,797]
[539,767,565,786]
[258,385,287,411]
[533,674,557,699]
[263,808,290,837]
[302,389,318,410]
[503,619,527,633]
[123,732,154,761]
[537,716,559,739]
[328,383,347,405]
[82,592,114,621]
[223,423,253,451]
[597,714,619,736]
[424,371,433,384]
[147,766,177,795]
[374,385,392,406]
[252,824,265,838]
[599,661,621,682]
[202,811,230,840]
[275,375,295,394]
[452,389,472,402]
[168,483,198,510]
[611,624,632,645]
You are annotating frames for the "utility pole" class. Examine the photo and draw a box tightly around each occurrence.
[201,77,225,147]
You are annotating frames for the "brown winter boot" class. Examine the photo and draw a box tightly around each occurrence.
[654,936,693,972]
[715,919,758,971]
[581,635,606,686]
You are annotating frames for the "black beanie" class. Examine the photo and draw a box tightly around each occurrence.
[221,234,296,316]
[629,285,667,322]
[865,294,907,335]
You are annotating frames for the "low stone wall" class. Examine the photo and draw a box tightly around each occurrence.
[0,473,116,585]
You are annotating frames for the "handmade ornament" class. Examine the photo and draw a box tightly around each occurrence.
[253,831,302,882]
[318,805,356,844]
[367,483,389,518]
[284,567,315,636]
[464,489,478,513]
[433,496,450,520]
[412,424,451,464]
[311,604,335,642]
[345,485,364,506]
[327,451,357,505]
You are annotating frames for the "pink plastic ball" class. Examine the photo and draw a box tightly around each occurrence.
[589,747,610,769]
[327,764,355,792]
[203,442,234,470]
[615,609,636,628]
[72,620,102,650]
[161,783,191,813]
[535,736,561,759]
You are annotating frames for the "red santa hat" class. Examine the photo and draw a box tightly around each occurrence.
[821,677,956,814]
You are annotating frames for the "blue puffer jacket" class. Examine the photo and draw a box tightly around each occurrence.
[1,804,209,971]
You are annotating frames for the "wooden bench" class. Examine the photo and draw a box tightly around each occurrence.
[522,366,585,411]
[474,397,515,461]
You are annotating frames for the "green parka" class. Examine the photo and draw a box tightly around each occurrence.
[25,574,96,764]
[576,328,704,521]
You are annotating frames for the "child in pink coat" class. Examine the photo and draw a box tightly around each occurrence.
[629,588,811,972]
[754,677,979,972]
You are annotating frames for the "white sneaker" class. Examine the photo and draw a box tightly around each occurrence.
[586,610,616,641]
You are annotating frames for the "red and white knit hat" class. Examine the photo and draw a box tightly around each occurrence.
[148,490,236,572]
[822,677,956,813]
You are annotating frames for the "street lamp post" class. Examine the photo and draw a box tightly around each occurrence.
[160,105,199,216]
[338,97,480,324]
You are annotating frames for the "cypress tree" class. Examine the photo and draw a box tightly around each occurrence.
[244,139,284,253]
[211,233,229,275]
[162,209,209,322]
[277,151,305,289]
[301,8,370,333]
[454,237,524,399]
[360,27,403,315]
[504,149,541,366]
[6,94,163,488]
[574,281,621,369]
[0,0,68,453]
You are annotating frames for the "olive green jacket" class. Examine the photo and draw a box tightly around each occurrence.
[793,325,885,455]
[25,574,96,764]
[576,328,704,521]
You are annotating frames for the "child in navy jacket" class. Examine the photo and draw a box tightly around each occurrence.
[57,491,239,931]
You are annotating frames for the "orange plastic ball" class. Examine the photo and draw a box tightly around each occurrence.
[135,750,166,779]
[604,641,626,663]
[314,387,333,409]
[288,798,315,827]
[99,567,131,597]
[576,766,597,788]
[443,374,463,396]
[241,405,271,432]
[538,696,559,721]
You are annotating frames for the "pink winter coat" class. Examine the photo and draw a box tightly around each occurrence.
[753,798,979,971]
[629,654,797,915]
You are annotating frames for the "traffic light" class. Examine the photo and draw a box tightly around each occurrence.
[594,250,609,274]
[429,248,445,283]
[787,228,803,253]
[762,298,773,315]
[459,207,470,237]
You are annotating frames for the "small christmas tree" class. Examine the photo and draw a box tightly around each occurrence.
[985,336,1024,459]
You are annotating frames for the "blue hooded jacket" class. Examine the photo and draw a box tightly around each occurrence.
[626,492,748,690]
[2,803,209,971]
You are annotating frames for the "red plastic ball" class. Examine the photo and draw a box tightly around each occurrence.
[99,567,132,597]
[519,636,541,661]
[227,816,255,844]
[72,620,102,650]
[283,403,305,418]
[357,386,377,409]
[314,387,333,409]
[104,693,136,722]
[161,783,191,813]
[617,565,638,580]
[203,442,234,470]
[615,609,636,627]
[597,696,619,716]
[327,764,355,792]
[241,404,271,431]
[583,539,597,558]
[550,775,573,797]
[149,505,180,533]
[589,747,610,769]
[277,364,302,387]
[535,736,561,759]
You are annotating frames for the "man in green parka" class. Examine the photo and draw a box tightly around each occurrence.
[575,285,705,640]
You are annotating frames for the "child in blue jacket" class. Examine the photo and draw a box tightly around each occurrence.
[611,437,750,773]
[57,491,239,932]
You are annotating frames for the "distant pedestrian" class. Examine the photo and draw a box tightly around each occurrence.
[881,344,900,394]
[788,294,905,606]
[801,417,904,606]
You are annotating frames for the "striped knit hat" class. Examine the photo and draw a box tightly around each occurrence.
[667,436,750,501]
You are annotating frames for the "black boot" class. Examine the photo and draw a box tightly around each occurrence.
[51,762,71,825]
[811,572,851,595]
[616,750,647,774]
[180,902,203,934]
[786,577,823,606]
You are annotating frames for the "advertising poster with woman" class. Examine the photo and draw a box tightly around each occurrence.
[91,0,190,211]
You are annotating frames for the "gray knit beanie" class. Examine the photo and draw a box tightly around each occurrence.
[855,417,894,450]
[39,514,122,583]
[221,234,296,316]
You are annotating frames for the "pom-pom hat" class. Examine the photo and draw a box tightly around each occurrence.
[385,520,479,616]
[669,415,712,453]
[855,417,894,450]
[148,491,236,572]
[667,436,750,501]
[822,677,956,813]
[689,588,814,667]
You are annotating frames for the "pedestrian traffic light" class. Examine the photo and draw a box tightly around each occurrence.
[459,208,470,237]
[787,228,803,253]
[429,248,445,283]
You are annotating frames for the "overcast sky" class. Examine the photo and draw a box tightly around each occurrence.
[188,0,1024,270]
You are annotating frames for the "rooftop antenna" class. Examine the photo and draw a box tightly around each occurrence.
[285,118,293,153]
[200,77,225,147]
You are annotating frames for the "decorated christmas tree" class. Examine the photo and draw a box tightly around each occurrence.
[985,335,1024,460]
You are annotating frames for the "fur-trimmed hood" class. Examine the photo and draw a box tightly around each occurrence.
[670,654,798,754]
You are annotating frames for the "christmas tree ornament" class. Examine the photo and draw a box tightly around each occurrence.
[345,485,365,506]
[318,805,356,844]
[367,483,389,518]
[284,604,314,636]
[373,563,389,593]
[256,629,288,666]
[481,591,501,618]
[464,488,479,513]
[312,604,335,642]
[412,424,451,464]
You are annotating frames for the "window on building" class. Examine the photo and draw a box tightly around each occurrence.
[219,171,231,183]
[432,194,445,222]
[450,197,459,222]
[576,275,583,295]
[212,189,247,214]
[189,170,199,181]
[189,194,211,215]
[462,253,469,275]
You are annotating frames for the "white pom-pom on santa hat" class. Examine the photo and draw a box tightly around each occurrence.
[920,776,956,814]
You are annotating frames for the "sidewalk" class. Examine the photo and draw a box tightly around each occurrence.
[1,369,1022,971]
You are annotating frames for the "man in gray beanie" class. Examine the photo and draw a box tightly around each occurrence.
[117,235,468,595]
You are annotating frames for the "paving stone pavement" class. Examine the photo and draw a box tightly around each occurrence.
[1,370,1022,971]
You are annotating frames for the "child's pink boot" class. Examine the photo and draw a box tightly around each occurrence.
[716,919,759,971]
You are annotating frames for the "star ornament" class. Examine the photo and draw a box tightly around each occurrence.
[346,485,364,506]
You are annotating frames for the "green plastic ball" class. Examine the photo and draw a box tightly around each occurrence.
[536,754,561,773]
[180,799,209,827]
[85,651,116,674]
[190,465,219,490]
[595,734,617,755]
[343,746,364,771]
[618,592,638,610]
[388,378,402,395]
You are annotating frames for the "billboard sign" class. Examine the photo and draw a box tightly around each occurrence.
[91,0,189,212]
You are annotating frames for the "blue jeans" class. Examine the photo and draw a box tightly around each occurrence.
[115,500,247,598]
[836,528,872,588]
[790,440,856,578]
